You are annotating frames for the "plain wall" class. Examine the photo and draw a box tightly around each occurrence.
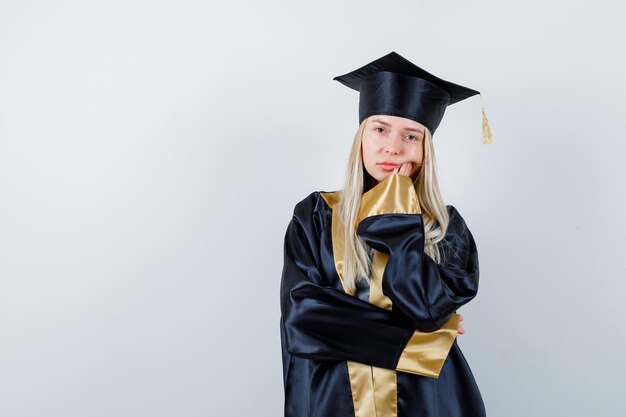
[1,0,625,416]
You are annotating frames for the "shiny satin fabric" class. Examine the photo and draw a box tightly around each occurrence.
[280,174,486,417]
[395,314,460,377]
[358,71,450,134]
[332,52,482,135]
[326,186,398,417]
[356,170,421,226]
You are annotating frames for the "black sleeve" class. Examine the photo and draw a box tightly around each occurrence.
[356,176,480,332]
[279,194,415,369]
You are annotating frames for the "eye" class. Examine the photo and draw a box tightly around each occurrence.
[404,133,423,142]
[374,127,385,133]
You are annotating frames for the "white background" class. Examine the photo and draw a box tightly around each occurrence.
[1,1,625,416]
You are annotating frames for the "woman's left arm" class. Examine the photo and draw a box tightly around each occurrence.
[356,174,479,332]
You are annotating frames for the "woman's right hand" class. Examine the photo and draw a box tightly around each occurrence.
[393,162,413,177]
[458,315,465,335]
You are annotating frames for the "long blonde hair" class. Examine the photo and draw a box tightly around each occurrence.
[337,116,451,295]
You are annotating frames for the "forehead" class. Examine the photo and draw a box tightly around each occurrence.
[367,115,425,132]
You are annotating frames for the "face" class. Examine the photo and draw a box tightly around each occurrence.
[361,115,426,185]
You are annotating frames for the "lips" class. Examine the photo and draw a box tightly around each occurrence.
[377,162,399,171]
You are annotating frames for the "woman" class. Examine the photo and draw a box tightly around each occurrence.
[280,51,489,417]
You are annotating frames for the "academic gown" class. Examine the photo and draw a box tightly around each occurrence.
[279,173,486,417]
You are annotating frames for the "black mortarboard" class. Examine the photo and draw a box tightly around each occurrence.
[333,51,493,143]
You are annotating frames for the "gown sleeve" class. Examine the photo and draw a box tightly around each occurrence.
[355,173,480,334]
[280,188,459,378]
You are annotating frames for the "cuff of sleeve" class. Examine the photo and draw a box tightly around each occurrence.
[394,313,460,378]
[356,174,421,228]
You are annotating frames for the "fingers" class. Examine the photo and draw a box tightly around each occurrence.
[390,162,413,177]
[394,162,412,177]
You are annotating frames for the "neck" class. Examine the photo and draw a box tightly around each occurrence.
[363,172,378,193]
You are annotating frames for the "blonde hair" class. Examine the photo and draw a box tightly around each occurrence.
[337,116,451,295]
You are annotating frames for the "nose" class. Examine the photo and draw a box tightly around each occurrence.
[385,134,402,155]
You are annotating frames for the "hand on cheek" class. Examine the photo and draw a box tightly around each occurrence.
[393,162,413,177]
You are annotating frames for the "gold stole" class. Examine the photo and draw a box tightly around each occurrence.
[320,190,397,417]
[320,174,460,417]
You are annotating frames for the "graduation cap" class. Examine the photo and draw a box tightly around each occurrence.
[333,51,493,144]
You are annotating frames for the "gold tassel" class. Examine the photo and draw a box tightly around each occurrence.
[480,94,493,144]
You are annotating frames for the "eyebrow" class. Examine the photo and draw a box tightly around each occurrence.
[370,118,424,134]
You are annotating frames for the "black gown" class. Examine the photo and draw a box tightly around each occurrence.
[279,173,486,417]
